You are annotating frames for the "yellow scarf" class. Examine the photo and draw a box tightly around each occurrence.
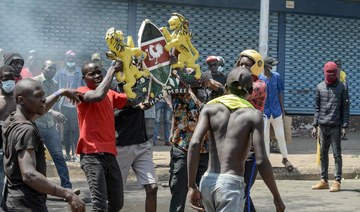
[207,94,254,110]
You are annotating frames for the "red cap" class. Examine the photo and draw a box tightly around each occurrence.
[206,56,218,64]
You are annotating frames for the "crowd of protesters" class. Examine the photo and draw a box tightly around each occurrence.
[0,46,348,211]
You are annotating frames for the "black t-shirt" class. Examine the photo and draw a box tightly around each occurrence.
[211,72,226,86]
[2,112,47,210]
[114,106,148,146]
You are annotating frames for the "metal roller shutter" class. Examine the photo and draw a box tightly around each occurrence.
[0,0,128,61]
[284,14,360,114]
[136,2,278,74]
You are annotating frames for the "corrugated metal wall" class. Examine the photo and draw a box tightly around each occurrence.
[136,2,278,74]
[1,0,357,115]
[284,14,360,114]
[0,0,128,62]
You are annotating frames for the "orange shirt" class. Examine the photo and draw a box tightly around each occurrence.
[76,86,127,155]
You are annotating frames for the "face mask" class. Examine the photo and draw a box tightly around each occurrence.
[66,62,75,67]
[1,80,15,93]
[324,69,338,85]
[217,66,224,73]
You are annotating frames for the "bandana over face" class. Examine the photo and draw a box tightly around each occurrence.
[323,61,338,85]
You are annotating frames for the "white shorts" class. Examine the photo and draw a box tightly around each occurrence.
[116,141,156,188]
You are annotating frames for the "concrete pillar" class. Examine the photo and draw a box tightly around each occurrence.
[259,0,270,58]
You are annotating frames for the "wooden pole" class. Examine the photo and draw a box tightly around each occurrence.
[316,126,320,166]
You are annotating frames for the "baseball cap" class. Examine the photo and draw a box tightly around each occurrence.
[226,67,252,88]
[206,56,218,64]
[264,57,279,66]
[65,50,76,57]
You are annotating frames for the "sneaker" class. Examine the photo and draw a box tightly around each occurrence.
[72,155,80,162]
[312,179,329,190]
[65,154,71,161]
[282,158,293,172]
[330,181,341,192]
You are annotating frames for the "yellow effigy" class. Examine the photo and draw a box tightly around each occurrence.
[105,27,150,99]
[160,13,201,79]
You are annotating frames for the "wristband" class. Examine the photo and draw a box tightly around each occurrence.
[54,90,62,97]
[54,90,62,101]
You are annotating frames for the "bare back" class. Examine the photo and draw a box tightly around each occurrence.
[203,103,264,176]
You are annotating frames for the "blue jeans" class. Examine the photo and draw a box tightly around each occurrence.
[61,106,79,156]
[153,101,172,144]
[38,126,72,189]
[80,153,124,212]
[319,125,342,182]
[244,153,257,212]
[169,146,208,212]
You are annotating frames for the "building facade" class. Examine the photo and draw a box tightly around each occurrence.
[1,0,359,114]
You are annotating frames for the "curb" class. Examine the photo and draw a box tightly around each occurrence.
[46,161,360,182]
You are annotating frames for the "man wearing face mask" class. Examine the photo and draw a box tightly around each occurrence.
[311,61,349,192]
[259,57,293,171]
[3,53,24,83]
[33,60,75,191]
[0,65,17,200]
[54,50,84,161]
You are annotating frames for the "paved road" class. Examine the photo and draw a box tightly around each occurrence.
[47,179,360,211]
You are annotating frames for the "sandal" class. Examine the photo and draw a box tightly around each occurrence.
[282,159,293,172]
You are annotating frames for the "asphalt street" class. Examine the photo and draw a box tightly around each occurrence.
[47,179,360,211]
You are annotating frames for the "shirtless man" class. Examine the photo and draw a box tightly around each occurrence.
[187,67,285,212]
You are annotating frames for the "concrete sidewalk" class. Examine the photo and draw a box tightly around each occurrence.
[47,132,360,181]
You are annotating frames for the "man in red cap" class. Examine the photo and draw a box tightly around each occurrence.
[205,55,226,85]
[311,61,350,192]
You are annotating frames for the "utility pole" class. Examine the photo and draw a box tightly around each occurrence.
[259,0,269,59]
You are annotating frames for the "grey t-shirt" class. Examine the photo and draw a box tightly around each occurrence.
[2,112,47,210]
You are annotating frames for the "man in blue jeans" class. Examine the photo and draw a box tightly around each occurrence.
[311,61,350,192]
[153,97,172,146]
[33,60,73,189]
[54,50,84,161]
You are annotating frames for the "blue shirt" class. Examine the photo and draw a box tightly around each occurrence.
[259,72,284,119]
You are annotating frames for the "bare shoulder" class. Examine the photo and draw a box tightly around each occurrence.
[232,108,263,123]
[202,103,228,114]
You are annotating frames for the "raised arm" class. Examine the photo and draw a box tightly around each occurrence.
[18,149,85,212]
[252,111,285,212]
[81,62,122,103]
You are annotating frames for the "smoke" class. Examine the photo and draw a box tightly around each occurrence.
[0,0,128,66]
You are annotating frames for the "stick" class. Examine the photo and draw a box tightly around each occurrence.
[316,126,320,166]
